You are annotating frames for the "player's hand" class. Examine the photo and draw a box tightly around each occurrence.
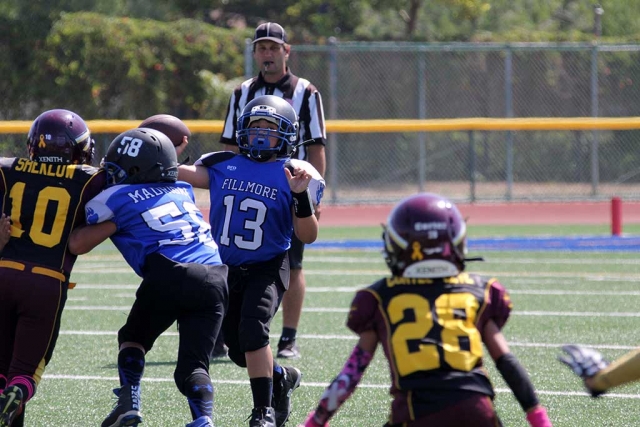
[297,411,328,427]
[285,165,312,193]
[175,136,189,157]
[558,344,609,396]
[0,213,11,249]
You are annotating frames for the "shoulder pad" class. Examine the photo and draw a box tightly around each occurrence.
[195,151,236,167]
[0,157,18,168]
[347,288,380,334]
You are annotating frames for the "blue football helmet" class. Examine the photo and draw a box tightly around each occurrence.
[236,95,299,161]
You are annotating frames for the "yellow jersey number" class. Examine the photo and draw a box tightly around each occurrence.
[388,292,483,376]
[9,182,71,248]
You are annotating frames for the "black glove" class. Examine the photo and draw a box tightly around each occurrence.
[558,344,609,397]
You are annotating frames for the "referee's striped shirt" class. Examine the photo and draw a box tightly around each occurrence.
[219,69,326,161]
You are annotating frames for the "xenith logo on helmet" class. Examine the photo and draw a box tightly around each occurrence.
[38,156,65,163]
[415,222,447,231]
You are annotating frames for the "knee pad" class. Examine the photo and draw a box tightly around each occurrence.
[238,317,270,353]
[174,366,209,395]
[227,345,247,368]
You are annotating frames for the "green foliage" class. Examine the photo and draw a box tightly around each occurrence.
[3,0,640,122]
[34,12,245,119]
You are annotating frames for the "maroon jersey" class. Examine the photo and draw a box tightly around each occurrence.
[347,272,512,424]
[0,157,105,276]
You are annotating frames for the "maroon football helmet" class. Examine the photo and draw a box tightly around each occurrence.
[383,192,468,278]
[27,109,95,165]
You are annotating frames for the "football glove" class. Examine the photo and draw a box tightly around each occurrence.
[558,344,609,396]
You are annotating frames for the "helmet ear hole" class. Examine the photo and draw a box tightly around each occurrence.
[128,166,140,178]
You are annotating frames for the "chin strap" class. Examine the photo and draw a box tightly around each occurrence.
[291,138,315,156]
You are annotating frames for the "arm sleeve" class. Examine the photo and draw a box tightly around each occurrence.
[495,352,540,412]
[310,345,374,425]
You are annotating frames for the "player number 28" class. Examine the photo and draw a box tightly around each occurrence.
[389,292,483,376]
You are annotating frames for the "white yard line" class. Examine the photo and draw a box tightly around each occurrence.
[40,374,640,399]
[58,330,637,351]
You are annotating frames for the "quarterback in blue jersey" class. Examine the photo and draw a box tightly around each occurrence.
[178,95,325,427]
[68,128,228,427]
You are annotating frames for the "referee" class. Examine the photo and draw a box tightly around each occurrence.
[219,22,327,360]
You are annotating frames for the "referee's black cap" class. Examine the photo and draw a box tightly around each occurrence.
[253,22,287,44]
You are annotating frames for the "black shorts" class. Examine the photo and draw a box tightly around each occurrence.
[288,233,304,270]
[119,253,228,369]
[222,253,288,366]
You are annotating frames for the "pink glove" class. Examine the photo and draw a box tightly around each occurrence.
[526,406,552,427]
[298,411,329,427]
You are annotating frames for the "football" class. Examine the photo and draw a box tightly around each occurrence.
[139,114,191,147]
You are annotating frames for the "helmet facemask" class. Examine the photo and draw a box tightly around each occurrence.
[236,96,298,161]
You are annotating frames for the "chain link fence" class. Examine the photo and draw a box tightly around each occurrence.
[2,42,640,204]
[280,42,640,203]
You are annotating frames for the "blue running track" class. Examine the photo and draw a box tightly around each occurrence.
[311,236,640,252]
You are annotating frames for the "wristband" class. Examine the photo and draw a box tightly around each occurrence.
[292,189,315,218]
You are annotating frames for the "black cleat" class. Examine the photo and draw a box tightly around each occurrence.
[0,386,23,427]
[248,406,276,427]
[273,367,302,426]
[101,384,143,427]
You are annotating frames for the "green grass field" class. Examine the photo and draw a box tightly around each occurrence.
[26,224,640,426]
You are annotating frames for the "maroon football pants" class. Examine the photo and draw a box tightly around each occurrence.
[0,261,67,386]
